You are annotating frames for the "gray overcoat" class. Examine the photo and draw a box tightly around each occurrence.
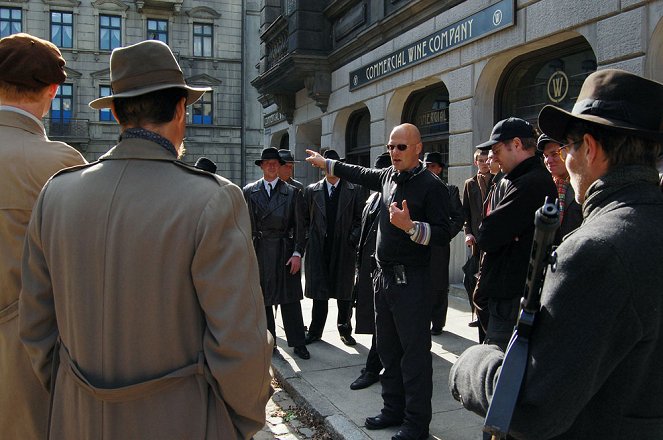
[19,138,272,439]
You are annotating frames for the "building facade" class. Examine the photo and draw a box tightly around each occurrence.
[252,0,663,282]
[1,0,263,184]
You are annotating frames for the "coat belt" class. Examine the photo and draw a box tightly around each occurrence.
[58,344,205,403]
[0,300,18,324]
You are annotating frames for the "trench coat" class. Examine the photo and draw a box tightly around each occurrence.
[303,179,363,301]
[243,179,305,306]
[0,109,86,439]
[430,182,464,291]
[354,192,381,334]
[18,138,272,440]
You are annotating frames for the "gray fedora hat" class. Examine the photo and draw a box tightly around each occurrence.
[89,40,211,109]
[539,69,663,143]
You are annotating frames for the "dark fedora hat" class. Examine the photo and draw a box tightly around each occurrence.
[278,149,298,163]
[89,40,211,109]
[423,151,445,167]
[477,117,537,150]
[374,152,392,169]
[0,33,66,88]
[255,147,285,166]
[539,69,663,143]
[194,157,217,173]
[323,149,342,161]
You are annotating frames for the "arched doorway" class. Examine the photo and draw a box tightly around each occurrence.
[402,83,450,182]
[498,37,597,130]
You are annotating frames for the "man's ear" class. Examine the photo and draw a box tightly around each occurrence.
[110,101,119,122]
[47,84,59,100]
[584,133,610,169]
[175,97,187,123]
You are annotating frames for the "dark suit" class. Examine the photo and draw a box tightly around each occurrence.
[461,173,493,307]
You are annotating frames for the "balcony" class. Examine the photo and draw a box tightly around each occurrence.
[43,118,90,144]
[251,3,333,122]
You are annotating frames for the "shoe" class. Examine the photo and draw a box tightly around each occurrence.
[391,425,429,440]
[304,331,321,344]
[350,371,379,390]
[339,334,357,346]
[468,319,480,328]
[337,323,356,346]
[293,345,310,360]
[430,327,443,335]
[365,413,403,430]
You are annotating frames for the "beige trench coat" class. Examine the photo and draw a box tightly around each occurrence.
[0,109,86,439]
[19,138,272,439]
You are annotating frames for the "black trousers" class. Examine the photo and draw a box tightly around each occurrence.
[308,298,353,336]
[265,302,306,347]
[430,288,448,330]
[375,265,432,431]
[485,297,520,351]
[365,333,383,375]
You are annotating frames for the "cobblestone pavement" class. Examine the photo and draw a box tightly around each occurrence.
[255,378,333,440]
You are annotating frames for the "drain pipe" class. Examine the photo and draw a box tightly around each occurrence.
[240,0,246,186]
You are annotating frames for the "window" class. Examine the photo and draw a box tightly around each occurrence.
[499,38,596,126]
[193,23,212,57]
[191,92,212,124]
[51,11,73,48]
[99,86,114,122]
[147,19,168,43]
[50,83,73,125]
[0,7,22,38]
[100,15,121,51]
[345,108,371,167]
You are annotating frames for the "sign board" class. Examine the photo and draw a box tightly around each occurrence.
[349,0,515,91]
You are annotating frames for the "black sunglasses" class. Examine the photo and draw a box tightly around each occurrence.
[386,144,409,151]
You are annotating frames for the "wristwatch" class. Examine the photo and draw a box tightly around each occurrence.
[406,223,417,236]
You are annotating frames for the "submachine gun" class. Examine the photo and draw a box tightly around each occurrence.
[483,197,561,439]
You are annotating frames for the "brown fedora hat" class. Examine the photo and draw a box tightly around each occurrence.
[539,69,663,143]
[89,40,210,109]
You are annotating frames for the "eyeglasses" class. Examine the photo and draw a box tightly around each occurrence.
[386,144,409,152]
[544,146,568,161]
[562,139,583,151]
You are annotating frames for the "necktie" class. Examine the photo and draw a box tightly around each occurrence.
[268,183,273,199]
[330,185,335,198]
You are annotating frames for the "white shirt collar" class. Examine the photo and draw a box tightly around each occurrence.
[264,177,279,193]
[326,180,339,197]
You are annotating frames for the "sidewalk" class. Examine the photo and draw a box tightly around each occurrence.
[271,284,484,440]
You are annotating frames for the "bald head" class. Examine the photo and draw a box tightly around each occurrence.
[392,123,422,145]
[388,123,422,172]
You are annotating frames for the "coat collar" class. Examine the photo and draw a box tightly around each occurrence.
[583,165,661,218]
[0,108,46,138]
[99,138,178,162]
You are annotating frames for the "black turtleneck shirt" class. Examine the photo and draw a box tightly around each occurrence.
[332,161,451,267]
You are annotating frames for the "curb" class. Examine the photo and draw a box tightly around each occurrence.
[271,352,371,440]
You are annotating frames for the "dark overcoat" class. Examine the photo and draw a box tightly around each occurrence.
[243,179,305,306]
[354,192,381,334]
[451,166,663,439]
[430,180,463,292]
[303,179,363,301]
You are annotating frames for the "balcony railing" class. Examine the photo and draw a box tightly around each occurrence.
[43,118,90,140]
